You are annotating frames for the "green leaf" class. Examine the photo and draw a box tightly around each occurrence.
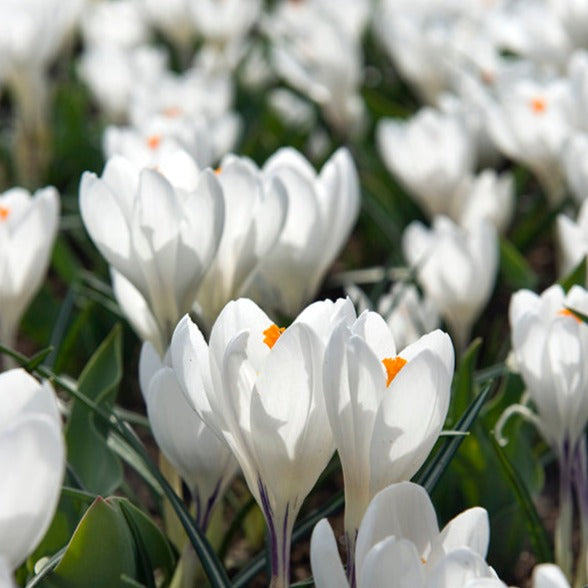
[447,337,482,427]
[416,382,492,493]
[558,255,587,292]
[65,325,123,495]
[114,498,176,585]
[498,237,538,290]
[487,432,553,563]
[39,497,136,588]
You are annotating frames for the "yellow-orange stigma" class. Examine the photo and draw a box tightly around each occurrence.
[530,97,547,114]
[0,206,9,221]
[146,134,162,150]
[382,356,407,387]
[263,324,285,349]
[214,166,222,175]
[162,105,182,118]
[558,308,582,323]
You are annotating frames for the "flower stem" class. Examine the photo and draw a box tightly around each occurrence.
[258,480,294,588]
[556,440,574,580]
[573,437,588,588]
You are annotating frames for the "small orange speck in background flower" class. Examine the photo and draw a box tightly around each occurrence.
[263,324,286,349]
[530,97,547,114]
[214,166,222,175]
[146,134,162,150]
[162,106,182,118]
[558,308,582,323]
[382,356,407,387]
[0,206,9,220]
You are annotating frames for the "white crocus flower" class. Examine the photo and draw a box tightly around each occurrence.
[195,155,288,330]
[509,284,588,579]
[556,199,588,277]
[0,186,59,354]
[80,0,148,50]
[0,369,65,576]
[532,564,570,588]
[244,147,360,317]
[265,1,365,135]
[139,343,238,529]
[403,216,498,352]
[144,0,197,52]
[484,74,574,205]
[171,297,355,587]
[451,170,515,234]
[509,284,588,453]
[377,108,476,219]
[311,481,496,588]
[77,44,168,123]
[79,153,224,352]
[323,311,454,575]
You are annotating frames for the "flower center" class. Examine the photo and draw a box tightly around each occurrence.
[146,134,162,150]
[263,324,285,349]
[382,356,407,387]
[530,97,546,114]
[214,166,222,175]
[0,206,9,221]
[558,308,582,323]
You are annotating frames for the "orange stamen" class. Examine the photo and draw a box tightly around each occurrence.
[162,106,182,118]
[0,206,9,220]
[214,166,222,175]
[382,356,407,387]
[558,308,582,323]
[263,324,285,349]
[530,97,546,114]
[146,134,162,150]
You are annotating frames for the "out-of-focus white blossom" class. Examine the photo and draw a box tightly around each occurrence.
[244,147,360,317]
[403,216,498,350]
[377,107,475,219]
[556,199,588,276]
[0,186,59,350]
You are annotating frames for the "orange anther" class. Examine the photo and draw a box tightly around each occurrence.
[382,356,407,387]
[558,308,582,323]
[263,324,285,349]
[530,97,546,114]
[146,134,162,150]
[0,206,9,220]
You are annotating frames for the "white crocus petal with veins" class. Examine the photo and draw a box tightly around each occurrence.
[532,563,571,588]
[139,343,238,529]
[0,370,64,570]
[0,186,59,349]
[80,153,224,352]
[195,155,288,328]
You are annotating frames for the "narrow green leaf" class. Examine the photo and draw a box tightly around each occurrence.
[25,346,55,371]
[65,325,123,495]
[499,237,538,290]
[487,432,553,562]
[416,383,492,493]
[447,337,482,427]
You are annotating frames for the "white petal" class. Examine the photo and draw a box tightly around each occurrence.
[310,519,348,588]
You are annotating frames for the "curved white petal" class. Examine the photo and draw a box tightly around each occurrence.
[310,519,348,588]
